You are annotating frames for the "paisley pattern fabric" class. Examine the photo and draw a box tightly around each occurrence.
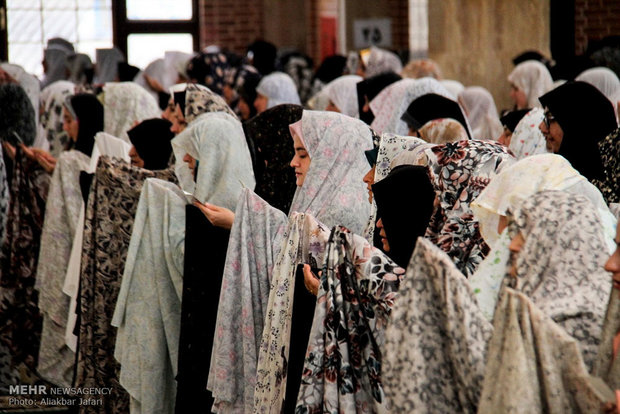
[242,104,302,214]
[382,238,493,413]
[323,75,363,118]
[288,110,373,235]
[506,190,613,370]
[507,107,548,159]
[253,213,330,413]
[35,150,89,387]
[171,112,256,208]
[103,82,161,142]
[424,140,515,277]
[478,288,615,414]
[597,127,619,204]
[0,149,51,392]
[184,83,237,125]
[207,189,288,414]
[75,157,177,414]
[296,227,405,413]
[38,80,75,157]
[111,178,186,414]
[369,78,453,135]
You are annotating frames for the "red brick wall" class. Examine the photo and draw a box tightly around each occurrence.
[387,0,409,53]
[575,0,620,54]
[198,0,264,55]
[306,0,320,66]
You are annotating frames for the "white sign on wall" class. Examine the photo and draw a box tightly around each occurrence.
[353,18,392,49]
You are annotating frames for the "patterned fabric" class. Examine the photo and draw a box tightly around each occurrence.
[0,150,8,246]
[364,46,403,78]
[171,112,256,208]
[111,178,186,414]
[39,80,75,157]
[419,117,469,144]
[35,150,89,387]
[324,75,363,118]
[382,238,493,413]
[478,288,615,413]
[296,227,405,413]
[253,213,331,413]
[184,83,237,125]
[103,81,161,142]
[207,189,288,414]
[597,127,619,204]
[458,86,503,140]
[242,104,302,214]
[0,83,37,146]
[507,60,553,109]
[506,190,613,370]
[0,149,51,392]
[75,157,177,414]
[280,53,314,105]
[288,111,373,235]
[255,72,301,108]
[594,290,620,390]
[369,78,453,135]
[425,140,515,277]
[507,107,548,159]
[185,52,230,96]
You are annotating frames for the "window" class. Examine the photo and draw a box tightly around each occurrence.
[5,0,113,77]
[113,0,198,69]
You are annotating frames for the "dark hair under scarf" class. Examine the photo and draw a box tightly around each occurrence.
[242,104,302,213]
[186,52,230,96]
[127,118,175,170]
[313,55,347,84]
[500,108,531,133]
[356,72,402,125]
[538,80,618,181]
[0,83,36,146]
[237,72,261,118]
[401,93,472,139]
[372,165,436,268]
[64,93,104,157]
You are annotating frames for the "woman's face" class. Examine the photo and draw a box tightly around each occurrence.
[362,166,375,203]
[128,146,145,168]
[376,218,390,252]
[62,106,79,142]
[508,231,525,278]
[604,225,620,291]
[183,153,197,179]
[254,93,268,114]
[170,103,187,135]
[539,109,564,153]
[509,83,528,109]
[326,100,340,113]
[238,97,251,120]
[497,126,512,147]
[289,133,311,187]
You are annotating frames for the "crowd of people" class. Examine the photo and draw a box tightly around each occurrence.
[0,36,619,413]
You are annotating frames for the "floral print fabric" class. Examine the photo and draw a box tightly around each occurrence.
[207,189,288,414]
[506,190,612,370]
[594,290,620,390]
[0,149,50,392]
[253,213,330,413]
[288,110,373,235]
[478,288,615,413]
[103,81,161,142]
[507,107,548,159]
[75,157,177,414]
[382,238,493,413]
[296,227,405,414]
[369,78,453,136]
[38,80,75,157]
[184,83,237,125]
[35,150,89,387]
[424,139,515,277]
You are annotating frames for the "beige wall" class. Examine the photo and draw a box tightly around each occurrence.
[428,0,550,111]
[343,0,390,51]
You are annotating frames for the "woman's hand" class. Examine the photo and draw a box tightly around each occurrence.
[34,150,57,174]
[193,201,235,230]
[303,264,320,296]
[1,141,16,160]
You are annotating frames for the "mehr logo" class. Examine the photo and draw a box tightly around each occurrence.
[9,385,47,395]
